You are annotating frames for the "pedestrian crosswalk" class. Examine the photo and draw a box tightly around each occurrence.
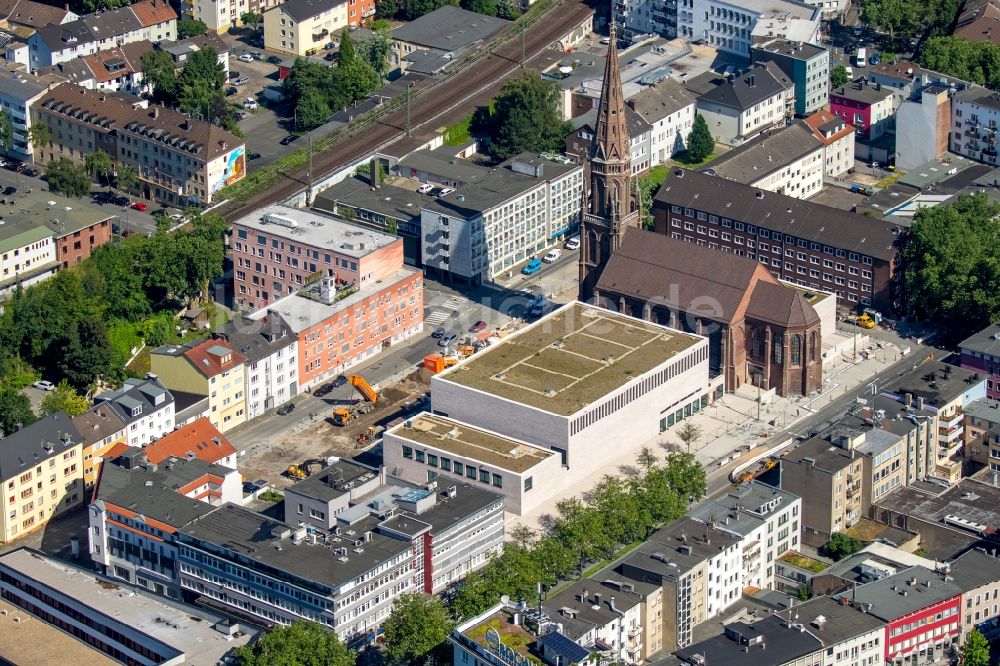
[424,296,467,326]
[425,310,450,325]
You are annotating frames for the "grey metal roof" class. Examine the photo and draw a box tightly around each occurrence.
[313,175,433,223]
[391,5,509,52]
[676,614,822,666]
[775,596,885,644]
[618,517,742,580]
[752,38,827,61]
[628,78,696,125]
[783,436,854,473]
[956,86,1000,112]
[831,81,895,105]
[947,548,1000,591]
[833,566,964,621]
[272,0,339,22]
[697,62,792,110]
[878,360,982,409]
[0,68,52,100]
[284,460,379,503]
[0,412,80,478]
[215,314,295,364]
[703,122,822,185]
[960,322,1000,356]
[94,376,174,426]
[397,149,491,185]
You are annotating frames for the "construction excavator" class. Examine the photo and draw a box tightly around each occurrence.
[331,375,379,426]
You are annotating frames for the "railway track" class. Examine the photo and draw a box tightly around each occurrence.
[218,0,599,221]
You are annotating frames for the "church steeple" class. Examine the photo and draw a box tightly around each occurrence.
[578,15,640,302]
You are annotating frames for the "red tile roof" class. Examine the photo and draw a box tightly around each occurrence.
[81,41,149,84]
[143,417,236,465]
[182,339,246,377]
[130,0,177,27]
[803,110,855,146]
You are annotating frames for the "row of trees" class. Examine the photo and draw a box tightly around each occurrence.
[283,31,385,132]
[450,449,706,620]
[140,47,241,134]
[919,37,1000,90]
[858,0,960,40]
[0,213,227,394]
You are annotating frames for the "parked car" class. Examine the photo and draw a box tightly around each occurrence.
[6,161,23,173]
[244,97,258,110]
[228,70,240,80]
[277,402,295,415]
[22,166,38,177]
[267,55,282,65]
[564,236,580,250]
[131,201,148,212]
[33,380,55,391]
[438,333,458,347]
[324,52,338,62]
[600,37,611,45]
[521,258,543,275]
[234,77,250,85]
[313,382,333,397]
[331,374,348,387]
[251,51,263,60]
[234,110,248,120]
[469,320,487,333]
[543,249,561,263]
[869,52,881,65]
[417,183,434,194]
[431,327,445,338]
[238,53,254,63]
[248,151,261,160]
[280,135,297,145]
[225,86,238,96]
[3,186,15,196]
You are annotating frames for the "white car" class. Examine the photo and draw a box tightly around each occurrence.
[543,249,561,263]
[564,236,580,250]
[238,54,254,63]
[417,183,434,194]
[244,97,258,110]
[32,380,55,391]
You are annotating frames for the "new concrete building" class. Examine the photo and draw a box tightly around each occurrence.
[150,339,247,433]
[93,375,175,447]
[0,549,257,664]
[383,412,564,516]
[0,412,83,543]
[431,302,714,479]
[751,39,830,116]
[231,204,402,311]
[694,62,795,145]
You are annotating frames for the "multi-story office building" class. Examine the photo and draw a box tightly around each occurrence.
[32,84,245,207]
[230,204,402,311]
[27,0,176,71]
[150,339,247,433]
[751,39,830,116]
[284,460,504,594]
[951,87,1000,166]
[93,375,175,447]
[88,445,242,597]
[249,269,423,390]
[652,168,903,311]
[686,481,801,590]
[416,152,583,284]
[694,62,795,145]
[829,80,896,141]
[72,406,126,492]
[212,313,297,419]
[0,413,83,544]
[617,0,820,58]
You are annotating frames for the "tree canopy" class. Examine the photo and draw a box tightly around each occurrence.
[177,19,209,39]
[283,53,380,130]
[860,0,960,39]
[0,388,36,437]
[901,193,1000,338]
[139,48,235,129]
[486,72,572,161]
[919,37,1000,90]
[830,64,850,88]
[825,532,862,561]
[961,628,991,666]
[377,0,459,20]
[45,158,92,198]
[234,622,355,666]
[382,595,454,665]
[685,114,714,162]
[40,380,90,417]
[0,110,12,156]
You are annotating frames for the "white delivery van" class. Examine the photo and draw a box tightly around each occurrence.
[855,47,867,68]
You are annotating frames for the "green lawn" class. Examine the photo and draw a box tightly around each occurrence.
[444,114,473,147]
[671,151,718,169]
[645,164,669,187]
[779,551,828,574]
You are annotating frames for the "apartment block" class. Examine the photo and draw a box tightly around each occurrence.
[963,399,1000,471]
[693,62,795,145]
[284,460,504,593]
[143,417,238,469]
[32,85,245,207]
[802,110,856,176]
[231,204,402,311]
[676,615,824,665]
[541,580,646,663]
[627,78,697,165]
[410,151,583,284]
[830,80,896,141]
[950,547,1000,640]
[686,481,802,590]
[93,375,175,447]
[150,339,247,433]
[71,406,126,491]
[212,313,297,419]
[951,87,1000,166]
[774,597,886,666]
[959,321,1000,400]
[0,63,63,161]
[250,269,423,390]
[567,105,652,175]
[751,39,830,116]
[652,168,902,311]
[187,0,281,33]
[263,0,347,57]
[27,0,176,71]
[0,0,77,30]
[88,445,243,597]
[0,413,83,544]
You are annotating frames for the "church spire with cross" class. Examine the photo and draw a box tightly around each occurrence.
[578,13,640,302]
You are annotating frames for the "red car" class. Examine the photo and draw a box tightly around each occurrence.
[131,201,148,212]
[469,320,487,333]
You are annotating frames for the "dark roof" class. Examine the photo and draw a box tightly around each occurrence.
[954,0,1000,45]
[0,0,74,29]
[833,566,963,621]
[573,104,651,138]
[33,2,154,51]
[596,228,819,328]
[831,81,895,105]
[775,596,885,643]
[283,460,378,502]
[957,85,1000,111]
[0,412,81,479]
[947,548,1000,590]
[878,360,983,409]
[542,578,642,640]
[313,175,433,222]
[752,38,827,61]
[784,436,855,473]
[653,168,902,260]
[960,322,1000,356]
[72,406,126,447]
[391,6,509,51]
[697,62,792,111]
[875,478,1000,547]
[628,78,696,125]
[676,615,822,666]
[619,517,742,580]
[94,376,174,426]
[214,314,295,364]
[537,632,590,663]
[704,122,822,184]
[271,0,341,22]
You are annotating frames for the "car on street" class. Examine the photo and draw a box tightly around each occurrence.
[469,320,487,333]
[564,236,580,250]
[431,327,445,338]
[131,201,148,212]
[276,402,295,415]
[234,77,250,85]
[324,52,338,62]
[869,52,880,65]
[23,167,38,177]
[438,333,458,347]
[238,53,255,62]
[3,186,15,196]
[267,55,282,64]
[543,249,561,263]
[521,258,543,275]
[248,151,261,160]
[251,51,263,60]
[313,383,333,397]
[600,36,611,44]
[280,135,297,145]
[33,380,54,391]
[5,161,23,172]
[244,97,258,110]
[332,374,348,387]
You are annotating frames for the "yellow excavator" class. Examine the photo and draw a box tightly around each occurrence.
[331,375,379,426]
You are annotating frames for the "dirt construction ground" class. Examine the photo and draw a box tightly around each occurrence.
[239,375,429,489]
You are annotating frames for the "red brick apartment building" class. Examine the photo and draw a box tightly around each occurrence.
[652,168,903,312]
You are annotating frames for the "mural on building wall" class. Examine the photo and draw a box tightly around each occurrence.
[215,145,246,191]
